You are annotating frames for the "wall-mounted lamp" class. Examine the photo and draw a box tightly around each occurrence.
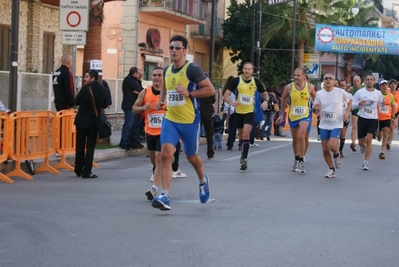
[352,4,359,16]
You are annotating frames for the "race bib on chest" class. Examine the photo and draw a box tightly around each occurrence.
[148,114,164,128]
[167,91,186,106]
[322,111,335,121]
[292,106,307,116]
[239,94,253,105]
[362,106,374,114]
[379,106,389,114]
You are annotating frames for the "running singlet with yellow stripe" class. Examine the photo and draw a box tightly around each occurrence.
[235,76,257,114]
[164,61,200,124]
[143,86,166,136]
[288,82,311,121]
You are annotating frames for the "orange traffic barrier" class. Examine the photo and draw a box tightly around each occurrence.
[7,111,60,180]
[53,109,77,171]
[0,113,13,184]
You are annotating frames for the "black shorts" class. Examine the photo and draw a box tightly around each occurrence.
[378,119,391,132]
[351,109,359,116]
[357,116,378,139]
[146,134,161,151]
[235,112,255,128]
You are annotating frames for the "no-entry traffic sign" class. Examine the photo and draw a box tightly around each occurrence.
[59,0,89,31]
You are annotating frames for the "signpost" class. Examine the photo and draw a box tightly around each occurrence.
[61,31,86,45]
[59,0,89,88]
[59,0,89,31]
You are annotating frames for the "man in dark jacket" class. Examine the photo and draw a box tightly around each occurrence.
[74,69,108,178]
[52,55,75,111]
[200,94,216,159]
[119,67,144,150]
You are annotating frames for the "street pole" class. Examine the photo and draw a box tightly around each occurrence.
[256,0,261,79]
[9,0,20,112]
[290,0,297,81]
[209,0,216,82]
[250,0,255,65]
[335,53,339,78]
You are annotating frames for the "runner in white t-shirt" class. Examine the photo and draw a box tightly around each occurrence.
[352,74,384,170]
[313,73,351,178]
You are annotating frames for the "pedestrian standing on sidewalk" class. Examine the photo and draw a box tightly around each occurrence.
[119,67,144,150]
[213,112,227,150]
[74,70,108,179]
[52,54,75,111]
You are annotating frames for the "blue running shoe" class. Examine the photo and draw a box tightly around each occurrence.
[151,194,171,211]
[199,175,210,203]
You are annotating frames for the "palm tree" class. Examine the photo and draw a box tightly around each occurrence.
[326,0,379,84]
[262,0,331,70]
[82,0,104,79]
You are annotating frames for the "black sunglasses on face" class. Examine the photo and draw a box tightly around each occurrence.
[324,77,334,80]
[169,45,184,50]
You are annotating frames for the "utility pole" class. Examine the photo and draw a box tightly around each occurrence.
[209,0,216,82]
[250,0,255,65]
[9,0,20,112]
[290,0,297,81]
[256,0,261,79]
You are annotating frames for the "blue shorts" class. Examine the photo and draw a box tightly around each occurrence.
[160,118,200,156]
[319,128,341,141]
[289,116,311,129]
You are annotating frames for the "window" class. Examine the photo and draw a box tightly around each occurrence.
[0,25,10,71]
[143,62,157,81]
[194,52,204,69]
[42,32,55,73]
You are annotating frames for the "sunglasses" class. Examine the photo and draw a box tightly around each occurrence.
[324,77,334,80]
[169,45,184,50]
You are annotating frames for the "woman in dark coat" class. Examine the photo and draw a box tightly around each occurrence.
[74,70,108,178]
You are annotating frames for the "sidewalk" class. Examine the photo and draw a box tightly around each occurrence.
[44,129,219,169]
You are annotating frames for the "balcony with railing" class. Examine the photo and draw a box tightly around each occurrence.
[140,0,207,25]
[191,17,224,41]
[383,9,399,28]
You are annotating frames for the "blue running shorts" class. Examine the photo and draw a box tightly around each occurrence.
[160,118,200,156]
[319,128,341,141]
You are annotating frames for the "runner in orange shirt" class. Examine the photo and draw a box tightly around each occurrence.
[388,79,399,148]
[377,80,395,159]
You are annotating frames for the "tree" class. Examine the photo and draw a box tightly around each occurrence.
[223,0,292,84]
[364,55,399,80]
[84,0,108,145]
[326,0,379,84]
[82,0,104,78]
[222,0,253,68]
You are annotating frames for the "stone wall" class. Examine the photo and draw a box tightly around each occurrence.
[0,0,66,73]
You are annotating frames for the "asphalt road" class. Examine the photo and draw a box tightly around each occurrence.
[1,126,399,267]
